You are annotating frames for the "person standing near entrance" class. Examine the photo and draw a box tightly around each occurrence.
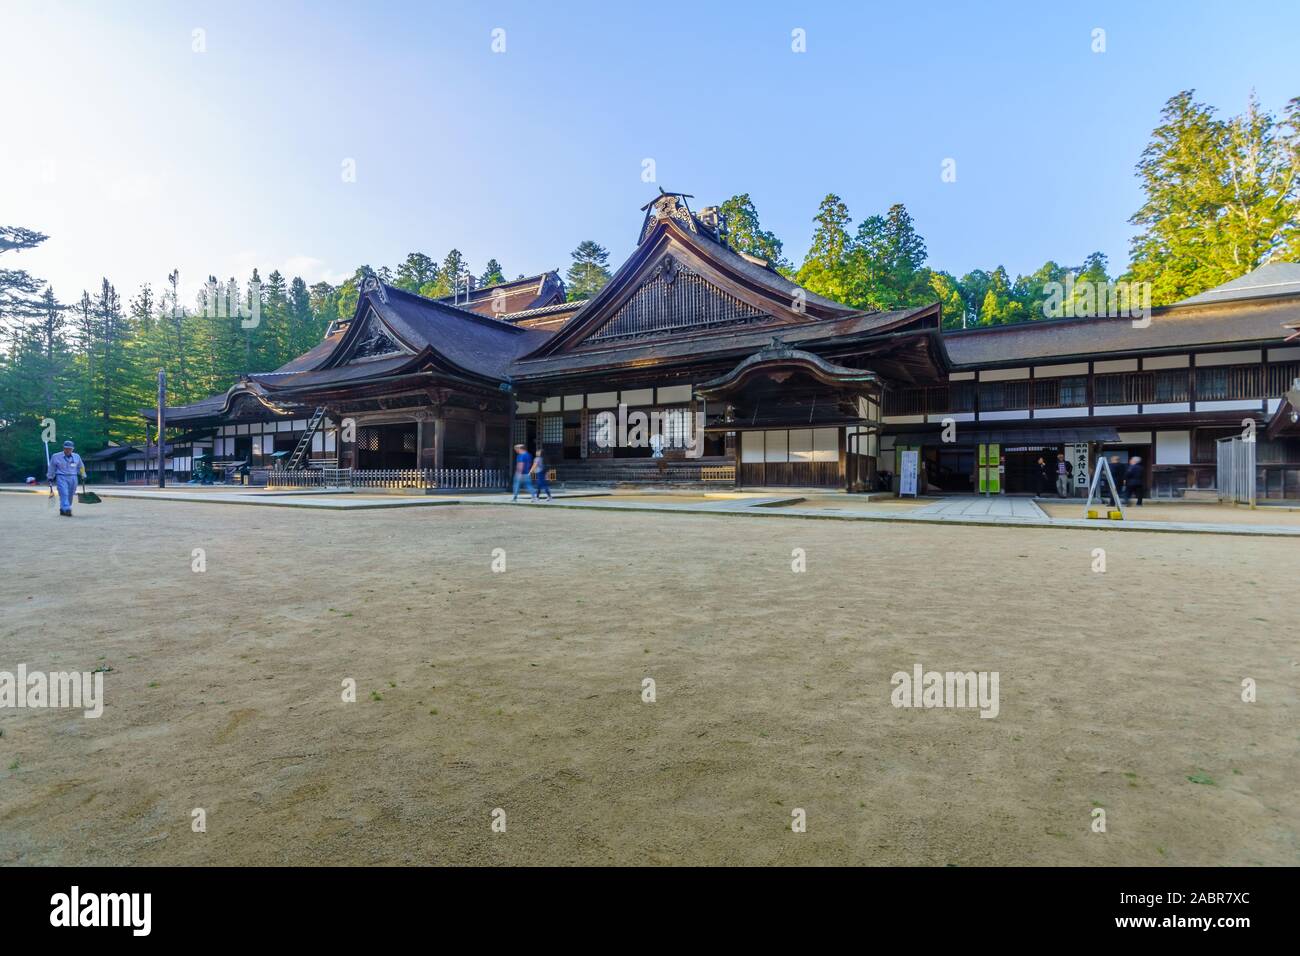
[47,440,86,517]
[511,443,534,502]
[1122,455,1145,506]
[1054,452,1073,498]
[1034,455,1052,497]
[531,445,554,502]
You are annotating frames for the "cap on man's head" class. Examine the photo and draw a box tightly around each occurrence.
[63,440,74,448]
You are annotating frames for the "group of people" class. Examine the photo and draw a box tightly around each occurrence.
[1107,454,1146,507]
[1033,452,1077,498]
[1034,450,1146,505]
[511,444,554,502]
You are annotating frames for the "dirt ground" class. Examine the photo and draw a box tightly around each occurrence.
[0,492,1294,866]
[1038,500,1300,526]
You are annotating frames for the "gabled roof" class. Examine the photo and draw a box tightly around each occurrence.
[1177,261,1300,305]
[527,194,859,359]
[437,271,566,318]
[249,283,554,393]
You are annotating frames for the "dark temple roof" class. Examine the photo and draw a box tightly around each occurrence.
[437,271,566,318]
[511,305,939,381]
[943,294,1300,367]
[1177,261,1300,306]
[249,284,555,394]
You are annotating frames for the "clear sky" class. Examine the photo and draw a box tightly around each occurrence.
[2,0,1297,306]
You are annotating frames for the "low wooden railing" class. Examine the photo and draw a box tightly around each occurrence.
[264,467,504,490]
[351,468,506,490]
[265,468,352,489]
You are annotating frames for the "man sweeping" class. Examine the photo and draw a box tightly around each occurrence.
[47,440,86,517]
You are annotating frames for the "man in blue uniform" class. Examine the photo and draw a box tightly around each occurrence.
[47,440,86,516]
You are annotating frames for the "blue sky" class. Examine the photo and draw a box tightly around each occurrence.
[2,0,1297,304]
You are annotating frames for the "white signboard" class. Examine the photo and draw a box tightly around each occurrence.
[899,449,919,497]
[1067,442,1089,488]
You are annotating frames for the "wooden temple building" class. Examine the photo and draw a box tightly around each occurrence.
[136,195,1300,499]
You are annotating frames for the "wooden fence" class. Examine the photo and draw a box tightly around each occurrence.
[351,468,506,490]
[265,467,504,490]
[264,468,352,489]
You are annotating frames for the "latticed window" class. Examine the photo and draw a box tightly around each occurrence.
[1152,369,1189,402]
[541,414,564,444]
[1196,367,1229,401]
[1094,373,1140,405]
[978,380,1029,411]
[1031,377,1086,407]
[1059,376,1088,406]
[511,419,527,446]
[1265,361,1299,395]
[1196,364,1261,401]
[356,427,380,452]
[949,382,976,412]
[884,387,926,416]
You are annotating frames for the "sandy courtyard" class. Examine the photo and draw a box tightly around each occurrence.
[0,493,1295,866]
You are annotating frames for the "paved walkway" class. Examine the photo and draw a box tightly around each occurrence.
[906,496,1047,519]
[461,493,1300,537]
[4,485,1297,535]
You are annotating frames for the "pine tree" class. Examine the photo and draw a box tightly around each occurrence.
[479,259,506,287]
[438,250,468,299]
[0,225,49,344]
[309,282,340,329]
[565,241,611,300]
[796,194,854,303]
[261,269,289,370]
[288,276,321,354]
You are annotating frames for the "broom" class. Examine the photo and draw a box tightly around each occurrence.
[43,440,56,510]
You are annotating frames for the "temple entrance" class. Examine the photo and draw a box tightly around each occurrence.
[356,422,417,469]
[923,447,975,492]
[1002,445,1059,495]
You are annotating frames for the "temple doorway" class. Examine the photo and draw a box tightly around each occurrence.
[356,422,417,469]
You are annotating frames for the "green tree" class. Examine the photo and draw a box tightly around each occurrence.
[438,250,468,299]
[566,240,612,300]
[718,194,788,269]
[1126,91,1300,304]
[846,203,932,310]
[796,194,854,303]
[479,259,506,287]
[393,252,438,294]
[929,271,967,329]
[336,266,376,321]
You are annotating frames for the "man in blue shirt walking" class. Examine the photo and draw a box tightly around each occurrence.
[511,443,534,502]
[47,440,86,517]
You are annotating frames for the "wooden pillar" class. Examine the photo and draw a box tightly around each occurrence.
[415,419,429,469]
[433,413,446,469]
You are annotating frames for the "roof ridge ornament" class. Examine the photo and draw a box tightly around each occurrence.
[361,275,388,304]
[638,189,697,244]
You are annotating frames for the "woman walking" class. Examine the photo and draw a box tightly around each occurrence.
[531,446,554,501]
